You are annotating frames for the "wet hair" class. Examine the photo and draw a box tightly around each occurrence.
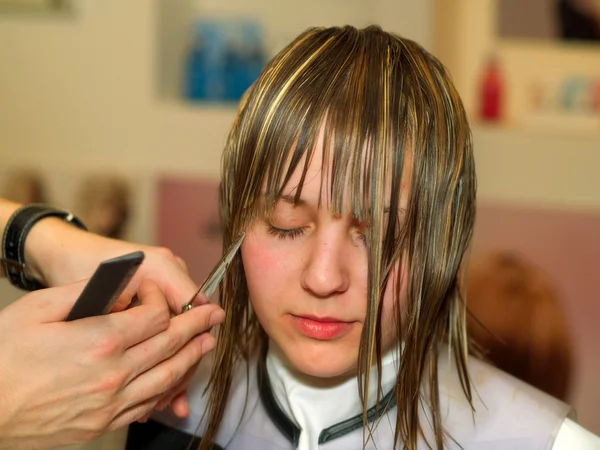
[201,25,476,449]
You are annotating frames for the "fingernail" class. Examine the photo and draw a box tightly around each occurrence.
[209,309,225,327]
[201,337,215,354]
[177,403,189,418]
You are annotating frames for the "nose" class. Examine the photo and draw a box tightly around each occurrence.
[301,229,350,298]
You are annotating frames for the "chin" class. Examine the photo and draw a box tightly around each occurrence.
[280,340,359,381]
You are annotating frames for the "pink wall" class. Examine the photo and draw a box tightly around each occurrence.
[156,177,223,301]
[473,202,600,433]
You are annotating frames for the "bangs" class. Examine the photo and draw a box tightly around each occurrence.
[227,26,411,251]
[221,23,472,281]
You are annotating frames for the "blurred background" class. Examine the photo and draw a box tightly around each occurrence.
[0,0,598,449]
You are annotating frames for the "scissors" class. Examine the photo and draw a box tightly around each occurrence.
[180,232,245,314]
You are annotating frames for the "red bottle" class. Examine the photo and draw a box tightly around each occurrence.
[478,55,504,122]
[592,78,600,114]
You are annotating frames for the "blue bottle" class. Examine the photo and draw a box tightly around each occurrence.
[223,21,266,102]
[185,21,227,102]
[242,22,266,96]
[223,39,246,101]
[184,33,207,101]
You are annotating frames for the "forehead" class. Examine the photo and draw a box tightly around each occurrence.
[278,123,412,213]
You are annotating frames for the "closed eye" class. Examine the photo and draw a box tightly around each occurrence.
[267,224,307,240]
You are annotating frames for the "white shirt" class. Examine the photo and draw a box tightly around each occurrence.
[266,347,600,450]
[266,345,399,450]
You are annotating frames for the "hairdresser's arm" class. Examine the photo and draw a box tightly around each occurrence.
[553,418,600,449]
[0,199,17,278]
[0,199,198,315]
[1,198,206,318]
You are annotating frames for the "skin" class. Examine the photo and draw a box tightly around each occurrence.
[242,130,408,383]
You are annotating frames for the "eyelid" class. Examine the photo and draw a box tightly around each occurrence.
[266,224,307,240]
[267,201,308,221]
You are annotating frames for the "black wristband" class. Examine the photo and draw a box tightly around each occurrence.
[1,204,87,291]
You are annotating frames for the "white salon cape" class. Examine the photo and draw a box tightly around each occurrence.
[145,346,600,450]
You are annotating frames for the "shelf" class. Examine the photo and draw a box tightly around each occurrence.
[471,121,600,141]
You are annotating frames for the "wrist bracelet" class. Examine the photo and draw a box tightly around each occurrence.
[1,204,87,291]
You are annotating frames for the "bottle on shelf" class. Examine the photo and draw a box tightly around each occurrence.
[477,54,504,123]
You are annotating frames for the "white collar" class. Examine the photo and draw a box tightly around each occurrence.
[265,344,399,450]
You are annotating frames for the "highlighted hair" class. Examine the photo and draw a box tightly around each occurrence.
[200,25,476,450]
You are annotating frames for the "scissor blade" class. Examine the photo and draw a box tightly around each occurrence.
[181,232,245,313]
[202,232,245,297]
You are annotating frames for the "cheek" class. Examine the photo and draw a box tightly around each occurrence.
[241,227,294,314]
[242,235,276,276]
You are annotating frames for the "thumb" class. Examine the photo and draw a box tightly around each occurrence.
[169,391,190,418]
[111,290,134,312]
[20,279,90,323]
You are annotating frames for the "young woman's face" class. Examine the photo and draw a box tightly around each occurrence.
[241,133,408,380]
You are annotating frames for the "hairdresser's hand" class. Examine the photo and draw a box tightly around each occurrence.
[21,218,218,417]
[0,279,222,450]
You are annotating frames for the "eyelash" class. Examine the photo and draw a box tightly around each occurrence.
[355,231,368,245]
[266,224,367,245]
[267,225,307,240]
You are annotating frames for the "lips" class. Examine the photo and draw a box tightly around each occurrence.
[291,315,354,340]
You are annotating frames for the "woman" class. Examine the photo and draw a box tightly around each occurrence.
[127,25,599,449]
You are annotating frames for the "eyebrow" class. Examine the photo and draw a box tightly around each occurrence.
[279,194,307,206]
[277,194,393,215]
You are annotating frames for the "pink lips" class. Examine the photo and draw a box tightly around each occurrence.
[292,315,354,340]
